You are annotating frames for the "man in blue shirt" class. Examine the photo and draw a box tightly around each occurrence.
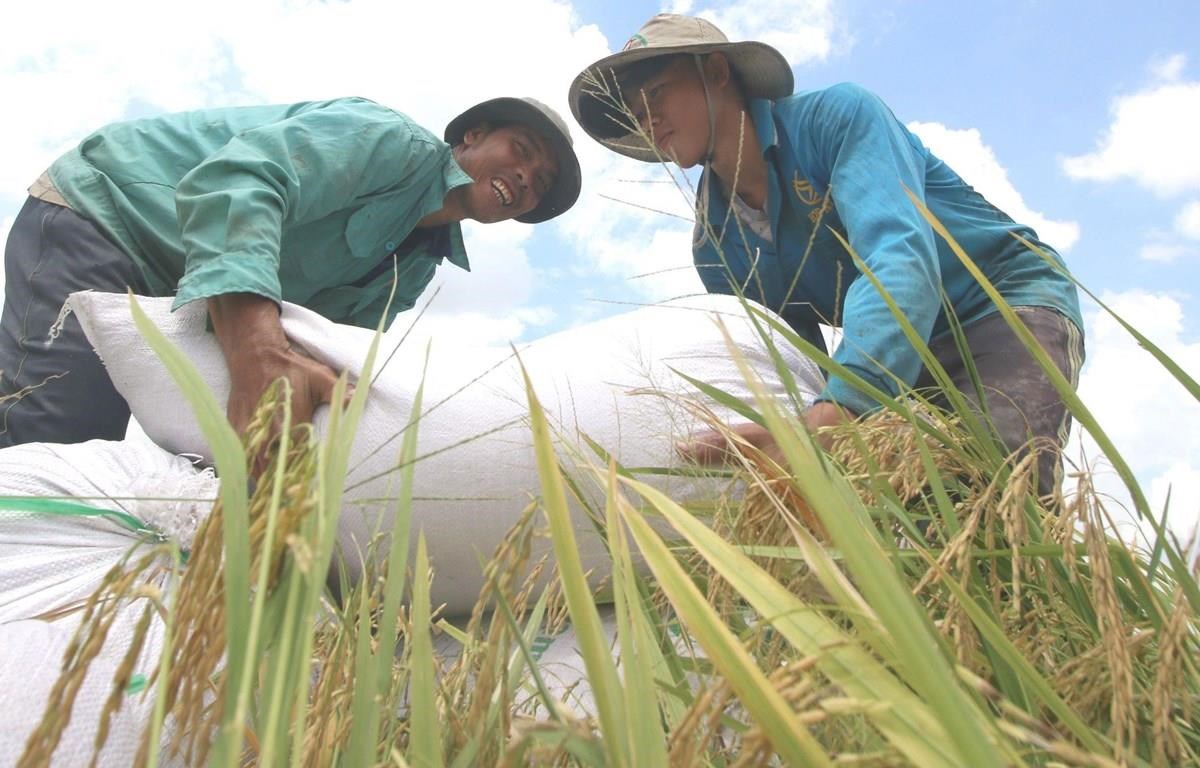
[569,14,1084,496]
[1,96,581,448]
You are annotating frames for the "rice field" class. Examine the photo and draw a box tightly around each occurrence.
[9,224,1200,767]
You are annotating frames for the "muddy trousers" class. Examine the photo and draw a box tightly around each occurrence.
[913,307,1086,498]
[0,196,149,447]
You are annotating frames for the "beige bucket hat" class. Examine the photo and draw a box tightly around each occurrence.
[568,14,793,162]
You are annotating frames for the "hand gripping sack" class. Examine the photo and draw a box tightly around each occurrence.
[69,292,825,614]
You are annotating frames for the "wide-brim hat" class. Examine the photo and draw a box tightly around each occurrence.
[568,14,794,163]
[445,96,582,224]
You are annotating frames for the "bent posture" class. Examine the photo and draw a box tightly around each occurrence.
[570,14,1083,495]
[1,96,581,445]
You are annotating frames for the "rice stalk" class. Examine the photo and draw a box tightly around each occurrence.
[19,546,172,767]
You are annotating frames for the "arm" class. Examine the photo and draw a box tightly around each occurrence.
[793,84,942,415]
[173,98,443,311]
[682,402,853,467]
[206,293,342,437]
[172,100,437,433]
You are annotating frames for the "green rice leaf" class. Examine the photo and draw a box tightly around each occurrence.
[127,292,251,766]
[620,474,963,768]
[408,533,444,768]
[907,191,1198,617]
[716,321,1010,767]
[521,358,630,764]
[616,491,834,767]
[605,462,671,765]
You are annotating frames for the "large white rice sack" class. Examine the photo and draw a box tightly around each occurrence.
[69,292,824,612]
[0,439,216,767]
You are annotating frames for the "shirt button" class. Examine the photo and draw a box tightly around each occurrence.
[385,240,396,251]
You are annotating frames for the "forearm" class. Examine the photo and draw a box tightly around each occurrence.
[207,292,295,437]
[207,292,288,366]
[804,84,941,410]
[823,287,936,413]
[207,292,341,442]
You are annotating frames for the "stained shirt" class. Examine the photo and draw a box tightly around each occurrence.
[48,97,472,329]
[693,84,1083,415]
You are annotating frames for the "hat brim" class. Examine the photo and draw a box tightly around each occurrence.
[568,41,793,163]
[445,97,582,224]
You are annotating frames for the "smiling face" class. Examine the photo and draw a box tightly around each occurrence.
[452,123,560,223]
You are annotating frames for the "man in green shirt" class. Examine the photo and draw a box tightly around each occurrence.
[0,96,581,447]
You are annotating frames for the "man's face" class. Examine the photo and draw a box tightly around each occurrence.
[454,124,559,223]
[623,56,712,168]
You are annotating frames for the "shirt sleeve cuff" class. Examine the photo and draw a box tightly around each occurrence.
[818,376,888,417]
[171,255,283,311]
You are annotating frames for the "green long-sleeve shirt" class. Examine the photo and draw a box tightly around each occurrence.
[49,97,472,329]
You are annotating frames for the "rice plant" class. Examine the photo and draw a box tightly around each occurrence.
[10,207,1199,766]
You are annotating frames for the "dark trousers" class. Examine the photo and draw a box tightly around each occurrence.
[0,196,149,447]
[915,307,1086,497]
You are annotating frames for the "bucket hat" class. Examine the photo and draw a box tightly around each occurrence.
[568,14,793,162]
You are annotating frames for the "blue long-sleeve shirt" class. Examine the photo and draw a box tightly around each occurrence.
[693,84,1082,414]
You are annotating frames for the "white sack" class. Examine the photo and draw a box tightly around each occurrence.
[71,292,824,613]
[0,439,216,767]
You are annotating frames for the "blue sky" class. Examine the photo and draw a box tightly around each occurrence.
[2,0,1199,537]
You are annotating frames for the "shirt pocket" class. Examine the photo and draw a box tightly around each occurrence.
[345,197,418,263]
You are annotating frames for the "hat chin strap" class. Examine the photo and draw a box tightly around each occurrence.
[693,54,717,165]
[693,54,717,223]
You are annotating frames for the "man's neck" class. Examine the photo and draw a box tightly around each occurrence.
[416,187,467,228]
[709,107,767,210]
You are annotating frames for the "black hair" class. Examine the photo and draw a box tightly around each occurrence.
[575,53,694,141]
[615,53,693,94]
[582,51,746,140]
[620,52,747,106]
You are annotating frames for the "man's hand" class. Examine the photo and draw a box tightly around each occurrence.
[680,402,856,467]
[681,422,783,467]
[803,401,853,452]
[207,293,342,439]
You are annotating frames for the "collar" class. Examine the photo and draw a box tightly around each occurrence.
[400,222,469,272]
[697,99,783,250]
[438,153,474,271]
[748,98,779,155]
[445,222,469,271]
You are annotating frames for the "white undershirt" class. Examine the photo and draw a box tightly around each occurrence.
[730,193,773,243]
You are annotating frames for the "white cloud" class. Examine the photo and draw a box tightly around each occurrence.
[1067,289,1200,541]
[908,121,1081,252]
[1,0,246,206]
[690,0,840,65]
[1061,57,1200,197]
[431,223,539,315]
[1139,241,1195,264]
[1151,53,1188,82]
[1176,200,1200,240]
[0,0,614,346]
[560,151,702,305]
[389,220,559,344]
[1147,462,1200,541]
[387,308,541,352]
